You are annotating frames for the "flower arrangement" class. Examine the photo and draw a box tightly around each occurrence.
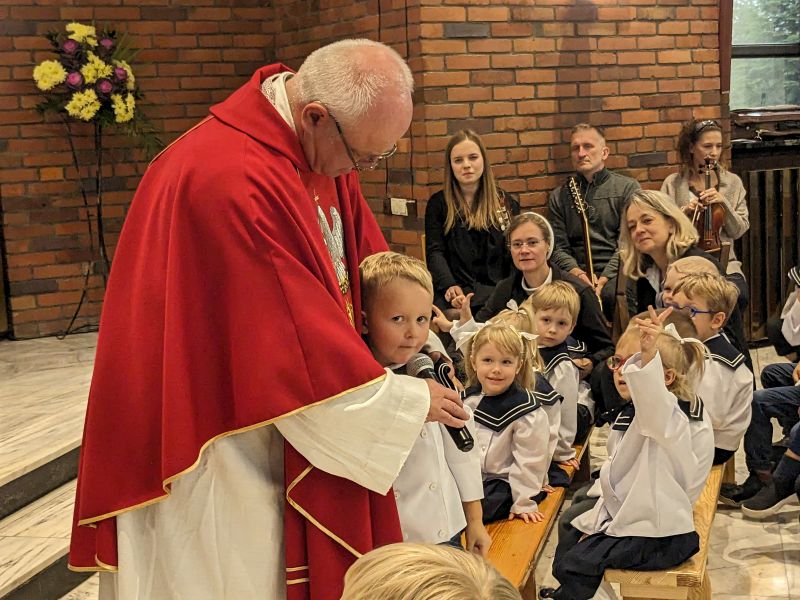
[31,22,162,336]
[32,21,159,152]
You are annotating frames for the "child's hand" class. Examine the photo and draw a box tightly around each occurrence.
[572,357,593,379]
[543,484,556,494]
[509,510,544,524]
[431,305,454,333]
[465,521,491,558]
[634,305,673,367]
[558,458,581,469]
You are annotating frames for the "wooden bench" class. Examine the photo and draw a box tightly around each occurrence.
[484,437,592,599]
[603,463,724,600]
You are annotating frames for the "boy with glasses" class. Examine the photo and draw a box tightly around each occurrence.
[669,273,753,467]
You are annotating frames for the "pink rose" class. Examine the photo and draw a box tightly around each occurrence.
[99,38,114,51]
[62,39,79,54]
[96,78,113,95]
[114,67,128,81]
[66,71,83,88]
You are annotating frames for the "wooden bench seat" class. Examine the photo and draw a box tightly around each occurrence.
[603,463,724,600]
[484,437,592,599]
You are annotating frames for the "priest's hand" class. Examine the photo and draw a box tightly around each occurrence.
[424,380,468,428]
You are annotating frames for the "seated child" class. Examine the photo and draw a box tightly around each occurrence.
[661,255,718,306]
[553,309,701,558]
[670,272,753,466]
[340,542,522,600]
[460,322,553,524]
[521,282,584,481]
[542,306,714,600]
[742,420,800,518]
[359,252,490,554]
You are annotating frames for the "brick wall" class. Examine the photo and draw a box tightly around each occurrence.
[1,0,726,338]
[0,1,275,338]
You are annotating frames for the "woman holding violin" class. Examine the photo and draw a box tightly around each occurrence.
[661,119,750,291]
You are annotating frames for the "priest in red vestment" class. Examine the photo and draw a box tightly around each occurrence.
[69,39,467,600]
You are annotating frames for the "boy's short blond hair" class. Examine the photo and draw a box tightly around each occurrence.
[341,543,522,600]
[523,281,581,326]
[672,272,739,319]
[359,251,433,305]
[668,256,718,277]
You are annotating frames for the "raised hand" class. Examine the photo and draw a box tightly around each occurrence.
[634,305,673,366]
[445,285,465,308]
[431,304,454,333]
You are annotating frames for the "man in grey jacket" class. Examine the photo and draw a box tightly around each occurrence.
[547,124,640,319]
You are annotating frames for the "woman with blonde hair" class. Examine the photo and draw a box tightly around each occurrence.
[340,543,522,600]
[425,129,520,317]
[619,189,752,371]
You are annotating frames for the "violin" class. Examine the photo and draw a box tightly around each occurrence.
[691,156,725,255]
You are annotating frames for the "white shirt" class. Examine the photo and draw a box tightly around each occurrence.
[781,292,800,346]
[697,334,753,451]
[543,355,580,461]
[393,412,483,544]
[572,352,714,538]
[464,387,551,514]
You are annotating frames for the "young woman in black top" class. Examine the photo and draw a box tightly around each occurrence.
[425,130,519,318]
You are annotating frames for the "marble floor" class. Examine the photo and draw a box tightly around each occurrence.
[0,334,798,599]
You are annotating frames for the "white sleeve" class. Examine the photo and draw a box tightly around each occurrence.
[441,407,484,502]
[450,317,480,348]
[622,352,691,444]
[552,363,579,460]
[275,369,430,494]
[509,410,551,514]
[781,294,800,346]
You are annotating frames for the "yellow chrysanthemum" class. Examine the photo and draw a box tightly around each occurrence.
[33,60,68,91]
[111,93,136,123]
[80,52,112,84]
[65,89,101,121]
[113,59,136,91]
[66,22,97,47]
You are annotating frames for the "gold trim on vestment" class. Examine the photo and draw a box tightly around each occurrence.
[287,578,310,585]
[74,373,387,540]
[148,116,214,165]
[285,466,363,560]
[286,566,309,572]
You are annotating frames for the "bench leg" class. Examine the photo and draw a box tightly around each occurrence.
[521,573,537,600]
[722,456,736,485]
[575,440,592,484]
[687,572,711,600]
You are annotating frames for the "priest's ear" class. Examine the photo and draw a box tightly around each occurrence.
[301,102,329,129]
[361,311,369,335]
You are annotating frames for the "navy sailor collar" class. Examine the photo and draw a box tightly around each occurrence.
[704,333,745,370]
[539,341,574,375]
[468,383,542,433]
[611,395,704,432]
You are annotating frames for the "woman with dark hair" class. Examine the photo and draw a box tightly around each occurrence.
[475,212,614,374]
[661,119,749,301]
[425,130,519,317]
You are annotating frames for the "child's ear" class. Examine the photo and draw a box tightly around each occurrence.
[361,311,369,335]
[711,311,726,331]
[664,368,677,387]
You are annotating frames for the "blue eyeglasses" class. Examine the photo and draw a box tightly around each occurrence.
[663,302,715,319]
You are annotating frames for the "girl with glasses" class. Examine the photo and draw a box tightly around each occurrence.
[425,130,520,319]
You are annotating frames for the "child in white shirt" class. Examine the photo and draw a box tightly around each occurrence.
[542,306,714,600]
[360,252,490,554]
[670,272,753,465]
[460,322,553,524]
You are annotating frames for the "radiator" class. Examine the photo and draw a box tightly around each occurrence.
[738,166,800,341]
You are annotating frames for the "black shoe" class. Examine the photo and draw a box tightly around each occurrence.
[719,472,766,506]
[741,481,799,518]
[539,587,560,599]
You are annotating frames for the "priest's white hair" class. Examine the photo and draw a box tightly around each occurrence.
[295,39,413,127]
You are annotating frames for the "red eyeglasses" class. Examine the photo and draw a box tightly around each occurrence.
[606,354,633,371]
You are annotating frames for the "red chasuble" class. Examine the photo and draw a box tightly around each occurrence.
[69,64,403,598]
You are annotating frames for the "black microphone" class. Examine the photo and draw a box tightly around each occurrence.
[406,353,474,452]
